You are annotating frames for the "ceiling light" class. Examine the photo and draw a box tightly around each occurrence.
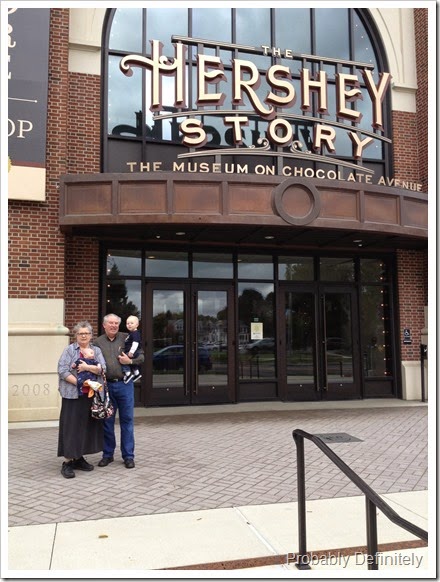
[265,235,275,240]
[176,231,186,236]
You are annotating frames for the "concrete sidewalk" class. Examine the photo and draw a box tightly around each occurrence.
[7,491,429,573]
[5,399,431,576]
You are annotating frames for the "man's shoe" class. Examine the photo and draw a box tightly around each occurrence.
[98,456,114,467]
[124,458,135,469]
[124,373,135,384]
[133,374,142,383]
[72,456,94,471]
[61,460,75,479]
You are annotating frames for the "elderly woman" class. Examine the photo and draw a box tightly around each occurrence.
[57,321,107,478]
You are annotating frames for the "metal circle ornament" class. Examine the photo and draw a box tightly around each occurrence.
[272,178,321,226]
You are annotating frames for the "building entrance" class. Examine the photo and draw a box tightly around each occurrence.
[145,282,235,406]
[279,284,361,401]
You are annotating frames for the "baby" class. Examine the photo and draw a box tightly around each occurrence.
[72,347,101,395]
[122,315,142,384]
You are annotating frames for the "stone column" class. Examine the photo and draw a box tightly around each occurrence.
[8,299,69,422]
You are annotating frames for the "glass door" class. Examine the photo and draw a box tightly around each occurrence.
[146,283,235,405]
[148,285,187,405]
[193,285,235,404]
[282,289,318,401]
[321,287,360,399]
[279,285,360,401]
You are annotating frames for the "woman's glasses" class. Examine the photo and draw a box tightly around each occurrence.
[77,332,92,336]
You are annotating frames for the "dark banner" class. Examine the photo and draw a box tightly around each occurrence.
[8,8,50,166]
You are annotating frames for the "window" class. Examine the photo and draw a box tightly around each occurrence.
[320,258,354,282]
[103,8,391,177]
[278,257,314,281]
[238,282,275,380]
[145,251,189,278]
[193,253,233,278]
[359,258,392,377]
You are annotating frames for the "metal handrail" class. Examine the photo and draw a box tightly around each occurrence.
[292,428,428,570]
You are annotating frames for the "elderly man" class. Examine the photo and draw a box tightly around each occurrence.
[94,313,144,469]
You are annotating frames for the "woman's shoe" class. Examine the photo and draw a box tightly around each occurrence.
[61,460,75,479]
[72,456,94,471]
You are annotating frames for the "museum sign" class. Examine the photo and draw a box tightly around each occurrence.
[120,36,394,178]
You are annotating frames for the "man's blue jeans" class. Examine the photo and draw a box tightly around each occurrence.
[103,380,135,460]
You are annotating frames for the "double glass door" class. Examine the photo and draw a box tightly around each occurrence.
[280,285,361,400]
[145,283,235,405]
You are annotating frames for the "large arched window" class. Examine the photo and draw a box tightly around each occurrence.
[102,8,392,178]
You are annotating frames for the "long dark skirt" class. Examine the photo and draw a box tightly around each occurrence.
[57,396,103,459]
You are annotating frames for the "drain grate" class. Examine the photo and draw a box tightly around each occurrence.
[315,432,363,443]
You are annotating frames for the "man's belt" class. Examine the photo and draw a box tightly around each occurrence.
[107,378,122,382]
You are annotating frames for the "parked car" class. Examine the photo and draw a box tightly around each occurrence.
[153,345,212,371]
[326,337,345,351]
[245,338,275,354]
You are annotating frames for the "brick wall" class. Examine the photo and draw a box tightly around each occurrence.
[396,249,428,360]
[414,8,428,193]
[391,9,428,193]
[67,72,101,174]
[391,111,419,184]
[64,71,102,333]
[8,8,69,299]
[64,236,101,336]
[392,10,428,364]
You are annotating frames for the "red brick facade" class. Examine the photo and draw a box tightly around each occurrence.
[67,72,101,175]
[394,8,429,362]
[414,8,429,193]
[65,72,101,333]
[8,8,429,371]
[391,111,419,183]
[396,249,428,361]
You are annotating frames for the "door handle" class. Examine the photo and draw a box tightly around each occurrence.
[321,294,328,391]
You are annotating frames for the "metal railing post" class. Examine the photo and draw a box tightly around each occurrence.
[420,344,427,403]
[293,433,311,570]
[365,497,379,570]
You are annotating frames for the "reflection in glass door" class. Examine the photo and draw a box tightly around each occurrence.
[194,288,233,404]
[281,286,360,401]
[150,288,186,404]
[147,284,234,405]
[323,291,355,393]
[284,291,318,400]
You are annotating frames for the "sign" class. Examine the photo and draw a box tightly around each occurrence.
[120,36,392,175]
[403,328,412,345]
[8,8,50,200]
[250,322,263,340]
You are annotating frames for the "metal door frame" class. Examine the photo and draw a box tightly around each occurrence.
[145,281,236,406]
[278,283,361,401]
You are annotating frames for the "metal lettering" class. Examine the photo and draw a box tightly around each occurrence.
[300,69,328,114]
[266,65,296,108]
[232,59,274,118]
[336,73,362,122]
[224,116,249,144]
[361,70,392,130]
[313,124,336,153]
[120,41,187,111]
[196,54,225,105]
[180,118,207,147]
[348,132,374,159]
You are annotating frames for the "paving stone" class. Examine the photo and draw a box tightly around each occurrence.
[8,406,428,527]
